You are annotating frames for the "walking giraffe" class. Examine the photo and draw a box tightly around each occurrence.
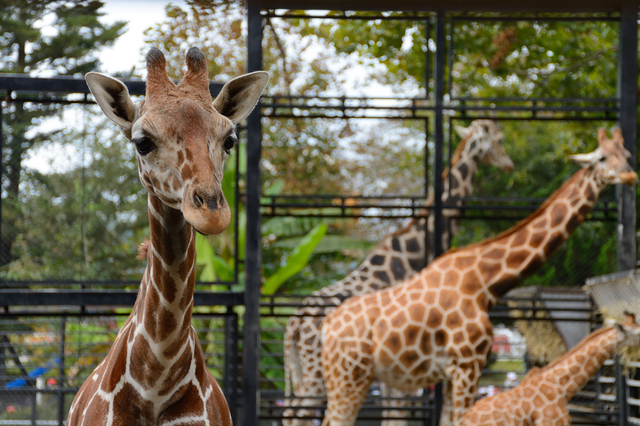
[320,128,637,426]
[283,120,514,425]
[464,313,640,426]
[67,47,268,425]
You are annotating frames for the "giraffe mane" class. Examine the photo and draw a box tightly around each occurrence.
[137,240,150,260]
[446,167,587,254]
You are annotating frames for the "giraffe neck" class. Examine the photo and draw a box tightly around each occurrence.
[443,140,480,201]
[315,142,490,301]
[314,219,428,300]
[129,194,197,387]
[538,326,620,401]
[474,167,603,306]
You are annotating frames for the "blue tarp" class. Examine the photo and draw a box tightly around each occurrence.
[5,358,61,389]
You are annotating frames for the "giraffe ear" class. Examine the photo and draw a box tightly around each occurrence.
[213,71,269,124]
[569,151,601,168]
[454,125,471,139]
[86,72,137,138]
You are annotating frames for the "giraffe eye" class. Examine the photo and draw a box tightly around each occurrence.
[223,135,237,155]
[132,136,156,156]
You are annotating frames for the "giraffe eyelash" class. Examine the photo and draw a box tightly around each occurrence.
[132,136,156,155]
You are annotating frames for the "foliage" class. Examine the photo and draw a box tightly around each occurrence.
[1,0,126,267]
[298,14,626,288]
[1,108,147,281]
[262,223,327,295]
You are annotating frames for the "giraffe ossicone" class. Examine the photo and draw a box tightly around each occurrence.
[67,47,268,425]
[464,313,640,426]
[283,119,514,426]
[320,128,636,426]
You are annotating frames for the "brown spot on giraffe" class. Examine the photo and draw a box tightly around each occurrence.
[427,309,443,328]
[129,335,165,390]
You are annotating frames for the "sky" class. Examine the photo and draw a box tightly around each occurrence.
[98,0,187,74]
[24,1,186,173]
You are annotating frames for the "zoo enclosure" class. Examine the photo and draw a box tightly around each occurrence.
[0,0,639,425]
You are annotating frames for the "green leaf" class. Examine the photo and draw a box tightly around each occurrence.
[200,261,216,282]
[195,234,214,266]
[262,224,328,295]
[213,254,234,282]
[272,235,375,254]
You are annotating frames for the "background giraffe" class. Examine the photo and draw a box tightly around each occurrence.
[464,313,640,426]
[283,120,514,425]
[320,128,637,426]
[66,48,268,425]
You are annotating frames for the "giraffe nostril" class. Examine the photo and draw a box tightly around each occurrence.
[193,192,204,208]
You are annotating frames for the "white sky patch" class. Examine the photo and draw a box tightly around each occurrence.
[97,0,187,74]
[24,1,183,173]
[23,107,90,174]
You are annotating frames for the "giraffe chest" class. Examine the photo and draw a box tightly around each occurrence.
[372,344,448,391]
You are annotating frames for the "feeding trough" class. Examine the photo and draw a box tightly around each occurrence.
[584,269,640,321]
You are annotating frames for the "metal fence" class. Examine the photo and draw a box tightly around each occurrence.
[1,3,639,426]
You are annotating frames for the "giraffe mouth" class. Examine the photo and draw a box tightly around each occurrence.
[182,187,231,235]
[620,171,638,186]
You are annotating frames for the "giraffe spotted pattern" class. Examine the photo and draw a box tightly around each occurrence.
[283,120,514,426]
[464,314,640,426]
[320,129,636,426]
[67,47,268,425]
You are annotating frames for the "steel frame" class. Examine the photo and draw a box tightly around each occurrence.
[246,2,638,425]
[0,1,637,425]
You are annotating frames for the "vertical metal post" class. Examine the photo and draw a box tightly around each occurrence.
[224,310,239,424]
[58,315,66,425]
[617,356,628,426]
[616,1,638,272]
[243,1,263,425]
[0,101,3,266]
[432,9,446,426]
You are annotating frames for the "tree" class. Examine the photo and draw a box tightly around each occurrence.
[294,14,624,287]
[1,0,126,266]
[2,108,148,281]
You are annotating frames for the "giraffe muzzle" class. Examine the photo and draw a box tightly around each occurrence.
[183,187,231,235]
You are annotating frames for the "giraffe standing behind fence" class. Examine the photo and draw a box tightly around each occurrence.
[320,128,637,426]
[66,47,268,425]
[464,313,640,426]
[283,119,514,426]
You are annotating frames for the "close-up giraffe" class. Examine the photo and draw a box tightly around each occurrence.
[320,128,637,426]
[464,313,640,426]
[282,120,514,426]
[66,47,268,425]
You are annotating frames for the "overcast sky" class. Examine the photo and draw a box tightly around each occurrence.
[98,0,187,74]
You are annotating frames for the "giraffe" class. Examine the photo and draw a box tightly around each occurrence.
[320,128,637,426]
[66,47,268,425]
[464,313,640,426]
[283,120,514,425]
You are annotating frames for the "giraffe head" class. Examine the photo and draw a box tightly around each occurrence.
[607,312,640,348]
[453,119,515,172]
[569,128,637,186]
[85,47,268,235]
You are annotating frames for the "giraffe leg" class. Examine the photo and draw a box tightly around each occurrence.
[321,338,374,426]
[447,363,482,426]
[440,381,455,426]
[283,317,326,426]
[380,383,421,426]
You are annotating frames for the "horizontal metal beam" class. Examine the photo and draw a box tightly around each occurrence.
[0,289,244,308]
[260,0,635,12]
[0,74,223,97]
